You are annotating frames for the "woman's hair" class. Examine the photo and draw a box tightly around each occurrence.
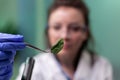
[45,0,95,68]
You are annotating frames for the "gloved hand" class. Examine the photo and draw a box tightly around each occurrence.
[0,33,25,80]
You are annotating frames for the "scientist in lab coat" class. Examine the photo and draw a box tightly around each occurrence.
[0,0,113,80]
[16,0,113,80]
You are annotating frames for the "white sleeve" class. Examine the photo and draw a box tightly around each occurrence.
[105,61,113,80]
[15,63,25,80]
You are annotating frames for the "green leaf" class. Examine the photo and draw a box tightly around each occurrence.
[51,39,64,54]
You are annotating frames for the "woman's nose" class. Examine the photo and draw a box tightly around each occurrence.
[60,28,71,40]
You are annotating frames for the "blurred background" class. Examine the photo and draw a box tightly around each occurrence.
[0,0,120,80]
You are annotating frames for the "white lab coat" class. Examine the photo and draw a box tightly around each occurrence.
[16,50,113,80]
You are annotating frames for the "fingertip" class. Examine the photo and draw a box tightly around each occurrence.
[0,33,24,42]
[0,51,16,60]
[0,42,26,51]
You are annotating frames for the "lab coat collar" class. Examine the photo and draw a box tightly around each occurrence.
[74,50,92,80]
[39,50,92,80]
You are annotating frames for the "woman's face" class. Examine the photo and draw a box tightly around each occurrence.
[48,7,88,55]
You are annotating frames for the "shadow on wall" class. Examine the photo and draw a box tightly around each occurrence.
[114,65,120,80]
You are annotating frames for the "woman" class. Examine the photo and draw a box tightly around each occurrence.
[0,0,112,80]
[16,0,113,80]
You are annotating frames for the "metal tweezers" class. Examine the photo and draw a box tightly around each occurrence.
[25,42,48,53]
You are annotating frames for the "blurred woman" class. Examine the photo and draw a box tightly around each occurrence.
[16,0,113,80]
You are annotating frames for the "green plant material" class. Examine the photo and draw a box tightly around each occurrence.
[0,21,18,34]
[51,39,64,54]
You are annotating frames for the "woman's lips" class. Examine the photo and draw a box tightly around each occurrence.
[63,44,71,49]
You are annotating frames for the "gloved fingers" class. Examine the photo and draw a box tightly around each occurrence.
[0,42,26,51]
[0,53,14,66]
[0,33,24,42]
[0,51,16,60]
[0,67,13,80]
[0,63,13,80]
[0,62,13,75]
[0,76,11,80]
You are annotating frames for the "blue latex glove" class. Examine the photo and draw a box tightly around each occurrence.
[0,33,25,80]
